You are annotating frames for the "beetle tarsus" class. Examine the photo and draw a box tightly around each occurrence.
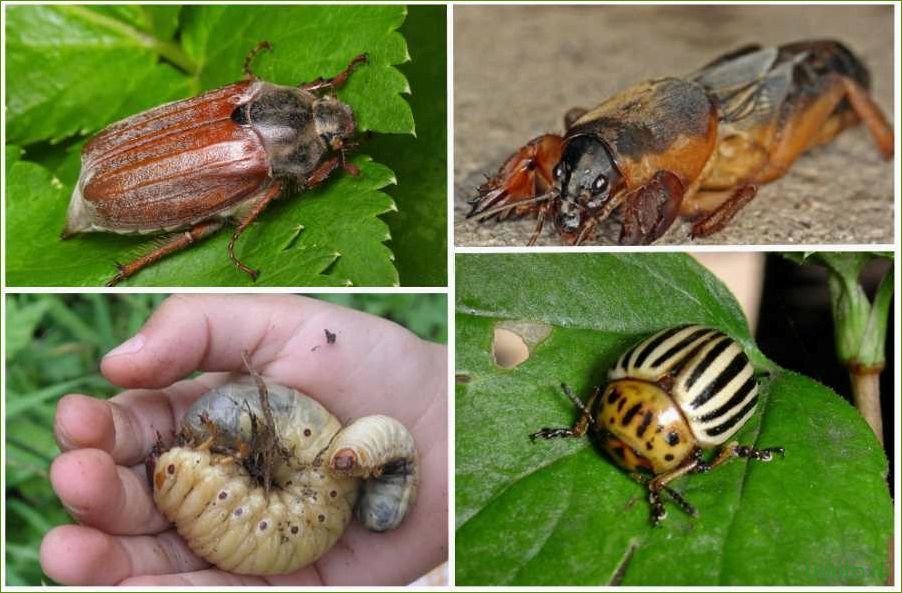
[243,41,273,79]
[689,185,757,239]
[300,53,368,92]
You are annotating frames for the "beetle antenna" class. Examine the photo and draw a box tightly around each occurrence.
[243,41,273,80]
[471,191,557,221]
[559,383,596,425]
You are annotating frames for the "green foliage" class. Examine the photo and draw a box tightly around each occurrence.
[368,6,448,286]
[5,4,444,287]
[455,254,891,585]
[4,293,447,584]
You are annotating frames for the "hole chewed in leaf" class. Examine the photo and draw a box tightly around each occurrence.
[492,321,552,369]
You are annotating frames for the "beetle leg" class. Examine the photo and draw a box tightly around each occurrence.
[687,185,758,238]
[693,441,785,473]
[242,41,273,79]
[300,54,368,92]
[303,156,342,188]
[106,219,225,286]
[838,76,894,159]
[630,471,699,525]
[529,384,600,440]
[618,170,685,245]
[467,134,563,221]
[527,201,553,246]
[227,181,284,282]
[756,74,893,182]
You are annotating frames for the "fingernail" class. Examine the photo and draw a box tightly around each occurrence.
[105,333,146,358]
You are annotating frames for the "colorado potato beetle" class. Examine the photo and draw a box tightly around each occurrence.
[150,364,418,575]
[63,43,366,286]
[531,325,783,525]
[468,40,894,245]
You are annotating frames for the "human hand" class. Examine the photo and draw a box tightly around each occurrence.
[40,295,447,586]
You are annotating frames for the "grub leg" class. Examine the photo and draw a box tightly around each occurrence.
[227,181,284,281]
[106,219,225,286]
[467,134,563,221]
[300,54,368,92]
[688,185,757,238]
[618,170,685,245]
[530,384,600,441]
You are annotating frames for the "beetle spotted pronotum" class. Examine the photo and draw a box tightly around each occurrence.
[531,325,784,525]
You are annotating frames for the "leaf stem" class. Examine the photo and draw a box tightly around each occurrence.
[62,5,198,75]
[849,367,884,445]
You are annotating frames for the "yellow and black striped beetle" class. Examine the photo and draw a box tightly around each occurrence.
[531,325,784,525]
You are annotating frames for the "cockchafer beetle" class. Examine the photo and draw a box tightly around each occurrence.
[530,325,784,525]
[467,40,894,245]
[62,43,366,286]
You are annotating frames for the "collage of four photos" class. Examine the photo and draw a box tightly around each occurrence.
[2,0,899,589]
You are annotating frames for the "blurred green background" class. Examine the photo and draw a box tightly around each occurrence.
[4,292,446,585]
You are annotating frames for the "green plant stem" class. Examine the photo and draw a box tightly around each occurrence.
[849,367,884,445]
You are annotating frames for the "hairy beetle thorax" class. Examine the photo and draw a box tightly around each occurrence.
[597,379,695,474]
[234,82,354,181]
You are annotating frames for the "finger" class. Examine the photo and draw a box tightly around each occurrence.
[40,525,206,585]
[50,449,170,535]
[99,294,440,423]
[101,294,329,388]
[120,569,272,586]
[54,376,227,466]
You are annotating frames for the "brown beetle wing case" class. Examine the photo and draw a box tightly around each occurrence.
[66,81,271,235]
[567,78,717,187]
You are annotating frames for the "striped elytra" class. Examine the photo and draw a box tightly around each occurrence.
[530,324,782,524]
[151,381,418,575]
[600,325,758,473]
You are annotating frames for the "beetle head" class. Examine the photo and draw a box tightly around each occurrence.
[313,96,356,151]
[553,136,622,231]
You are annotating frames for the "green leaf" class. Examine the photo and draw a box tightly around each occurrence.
[6,5,422,287]
[6,5,191,145]
[368,5,448,286]
[5,297,51,360]
[455,254,891,585]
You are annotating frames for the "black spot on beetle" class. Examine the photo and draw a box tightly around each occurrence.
[607,388,620,404]
[617,398,627,412]
[646,441,654,450]
[166,464,175,475]
[666,431,680,446]
[304,428,312,437]
[636,411,654,437]
[317,514,325,523]
[259,520,268,530]
[330,490,337,498]
[609,416,616,424]
[291,525,299,534]
[218,491,228,500]
[622,403,642,425]
[664,454,675,462]
[234,508,244,517]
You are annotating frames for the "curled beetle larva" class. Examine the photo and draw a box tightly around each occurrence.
[150,377,418,575]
